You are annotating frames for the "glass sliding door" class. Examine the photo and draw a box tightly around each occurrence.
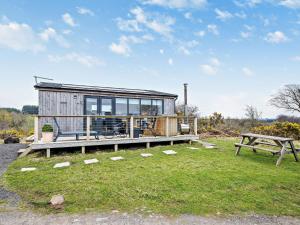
[101,98,113,115]
[152,99,163,115]
[116,98,128,115]
[141,99,152,116]
[128,99,140,115]
[85,97,98,115]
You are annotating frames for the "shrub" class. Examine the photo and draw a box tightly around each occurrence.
[251,122,300,140]
[0,129,24,139]
[42,124,53,132]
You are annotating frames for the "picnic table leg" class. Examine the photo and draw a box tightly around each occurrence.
[235,137,245,156]
[289,141,299,162]
[276,142,288,166]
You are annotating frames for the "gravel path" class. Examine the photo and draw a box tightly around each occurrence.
[0,211,299,225]
[0,144,27,207]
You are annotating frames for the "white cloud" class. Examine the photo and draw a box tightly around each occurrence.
[159,49,164,54]
[39,27,70,48]
[207,24,219,35]
[62,29,72,35]
[0,21,44,52]
[240,31,251,38]
[76,7,94,16]
[200,57,221,75]
[265,31,288,43]
[235,12,247,19]
[242,67,254,76]
[233,0,262,8]
[215,8,233,21]
[140,0,207,9]
[278,0,300,8]
[116,18,141,32]
[290,55,300,61]
[130,7,175,37]
[48,52,105,67]
[200,64,218,75]
[177,40,199,55]
[62,13,77,27]
[168,58,173,65]
[109,35,153,56]
[184,12,192,20]
[195,30,205,37]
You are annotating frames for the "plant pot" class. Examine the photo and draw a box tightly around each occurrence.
[42,132,53,143]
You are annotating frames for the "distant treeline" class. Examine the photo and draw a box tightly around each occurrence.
[0,105,38,115]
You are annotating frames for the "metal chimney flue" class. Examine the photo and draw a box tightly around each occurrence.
[184,83,188,117]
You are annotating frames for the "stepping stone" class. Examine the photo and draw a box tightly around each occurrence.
[84,158,99,165]
[21,167,36,172]
[141,153,153,158]
[205,145,215,149]
[187,147,199,150]
[53,162,70,168]
[163,150,177,155]
[111,156,124,161]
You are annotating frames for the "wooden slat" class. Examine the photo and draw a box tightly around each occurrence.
[235,143,279,153]
[241,133,293,142]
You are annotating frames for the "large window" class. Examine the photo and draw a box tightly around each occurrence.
[152,99,163,115]
[141,99,152,115]
[85,97,98,115]
[129,99,140,115]
[101,98,112,115]
[116,98,128,115]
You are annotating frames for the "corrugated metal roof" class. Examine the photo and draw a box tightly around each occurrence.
[34,82,178,98]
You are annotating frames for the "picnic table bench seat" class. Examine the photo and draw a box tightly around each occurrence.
[235,133,299,166]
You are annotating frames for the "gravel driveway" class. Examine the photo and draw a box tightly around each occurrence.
[0,211,300,225]
[0,143,27,207]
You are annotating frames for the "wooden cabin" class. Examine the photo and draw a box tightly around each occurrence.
[35,82,178,117]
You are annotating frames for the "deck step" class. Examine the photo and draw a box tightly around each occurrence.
[18,149,27,154]
[19,147,33,158]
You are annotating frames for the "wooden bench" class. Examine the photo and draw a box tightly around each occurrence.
[235,133,299,166]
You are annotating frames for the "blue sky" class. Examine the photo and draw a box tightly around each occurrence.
[0,0,300,118]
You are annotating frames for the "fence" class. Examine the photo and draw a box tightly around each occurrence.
[34,115,198,143]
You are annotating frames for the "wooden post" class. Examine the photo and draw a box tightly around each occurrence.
[46,148,51,158]
[34,116,39,143]
[170,140,174,146]
[81,146,85,154]
[86,116,91,140]
[114,144,118,152]
[165,116,169,137]
[194,117,198,136]
[130,116,134,139]
[146,142,150,149]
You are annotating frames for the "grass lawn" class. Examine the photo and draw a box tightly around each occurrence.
[2,138,300,216]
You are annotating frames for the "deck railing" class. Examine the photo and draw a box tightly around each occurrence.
[34,115,197,143]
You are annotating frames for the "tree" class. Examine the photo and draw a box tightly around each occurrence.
[22,105,39,115]
[270,84,300,113]
[245,105,262,127]
[209,112,224,127]
[176,103,199,117]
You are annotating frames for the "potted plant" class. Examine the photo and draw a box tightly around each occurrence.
[42,124,54,143]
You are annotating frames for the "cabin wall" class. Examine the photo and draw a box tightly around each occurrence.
[39,91,84,133]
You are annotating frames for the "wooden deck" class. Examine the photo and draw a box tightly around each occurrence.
[30,135,199,157]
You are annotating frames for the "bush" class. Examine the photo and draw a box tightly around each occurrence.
[0,129,24,139]
[251,122,300,140]
[42,124,53,132]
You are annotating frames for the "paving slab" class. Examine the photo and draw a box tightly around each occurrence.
[20,167,36,172]
[53,162,70,168]
[110,156,124,161]
[84,158,99,165]
[187,147,199,150]
[141,153,153,158]
[163,150,177,155]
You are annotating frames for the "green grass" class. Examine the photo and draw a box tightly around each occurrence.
[2,138,300,216]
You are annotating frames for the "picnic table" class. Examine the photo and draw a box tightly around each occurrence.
[235,133,299,166]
